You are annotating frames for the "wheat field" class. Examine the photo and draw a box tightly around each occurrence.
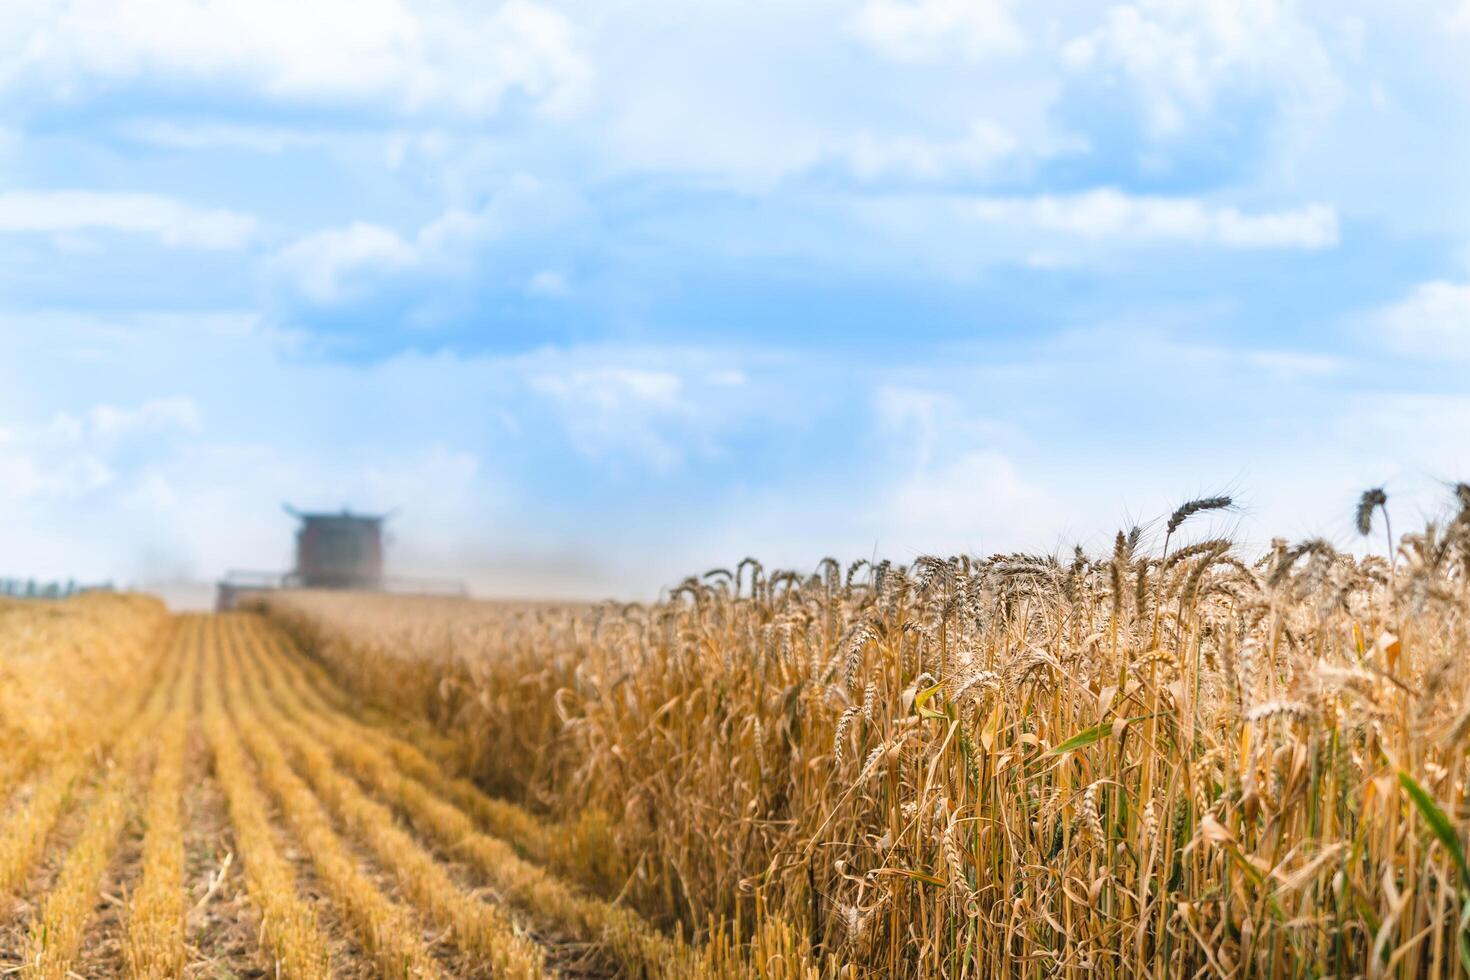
[2,490,1469,977]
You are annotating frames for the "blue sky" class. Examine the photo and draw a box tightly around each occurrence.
[2,0,1468,599]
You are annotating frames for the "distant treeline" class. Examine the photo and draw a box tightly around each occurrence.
[0,579,114,599]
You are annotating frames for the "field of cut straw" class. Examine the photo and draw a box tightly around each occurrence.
[0,598,673,977]
[2,488,1468,977]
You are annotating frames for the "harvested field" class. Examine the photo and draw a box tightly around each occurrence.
[0,601,670,978]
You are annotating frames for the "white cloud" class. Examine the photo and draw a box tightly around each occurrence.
[874,385,1017,467]
[846,120,1019,182]
[880,450,1059,553]
[969,189,1338,248]
[526,269,569,297]
[706,369,747,387]
[530,367,687,469]
[41,397,204,447]
[852,0,1025,63]
[1330,393,1470,483]
[0,447,114,500]
[271,209,489,303]
[273,222,417,303]
[4,0,589,117]
[271,176,557,303]
[86,396,203,440]
[117,119,319,154]
[1061,0,1338,138]
[861,384,1063,553]
[532,366,683,410]
[362,445,482,535]
[1238,349,1343,378]
[0,190,255,248]
[1451,0,1470,33]
[1375,281,1470,359]
[0,396,201,505]
[519,351,760,475]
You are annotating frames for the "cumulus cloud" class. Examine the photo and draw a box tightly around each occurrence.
[272,222,419,304]
[270,176,562,304]
[880,450,1059,552]
[0,190,256,248]
[43,397,204,447]
[0,446,114,501]
[531,366,683,409]
[1451,0,1470,33]
[117,119,321,154]
[271,210,488,304]
[873,385,1017,467]
[1060,0,1338,138]
[3,0,590,117]
[526,269,569,297]
[1375,281,1470,359]
[0,396,202,505]
[1330,393,1470,482]
[844,120,1020,183]
[861,384,1058,552]
[529,366,689,470]
[85,397,204,440]
[969,189,1338,248]
[852,0,1025,63]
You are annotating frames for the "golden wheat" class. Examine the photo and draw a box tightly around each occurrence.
[258,486,1470,977]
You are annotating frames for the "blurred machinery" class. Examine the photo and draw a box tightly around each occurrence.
[215,505,464,610]
[286,506,386,589]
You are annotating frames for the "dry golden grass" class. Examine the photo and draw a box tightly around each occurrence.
[232,620,548,978]
[244,616,680,976]
[216,618,449,979]
[3,602,597,975]
[0,593,167,760]
[198,615,334,980]
[250,616,623,893]
[125,616,199,979]
[19,615,184,979]
[18,770,136,979]
[0,600,169,910]
[260,489,1470,977]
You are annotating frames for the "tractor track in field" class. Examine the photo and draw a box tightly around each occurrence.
[0,612,670,979]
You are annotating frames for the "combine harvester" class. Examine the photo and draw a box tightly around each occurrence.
[216,505,465,610]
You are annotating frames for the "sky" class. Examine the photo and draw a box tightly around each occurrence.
[2,0,1469,601]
